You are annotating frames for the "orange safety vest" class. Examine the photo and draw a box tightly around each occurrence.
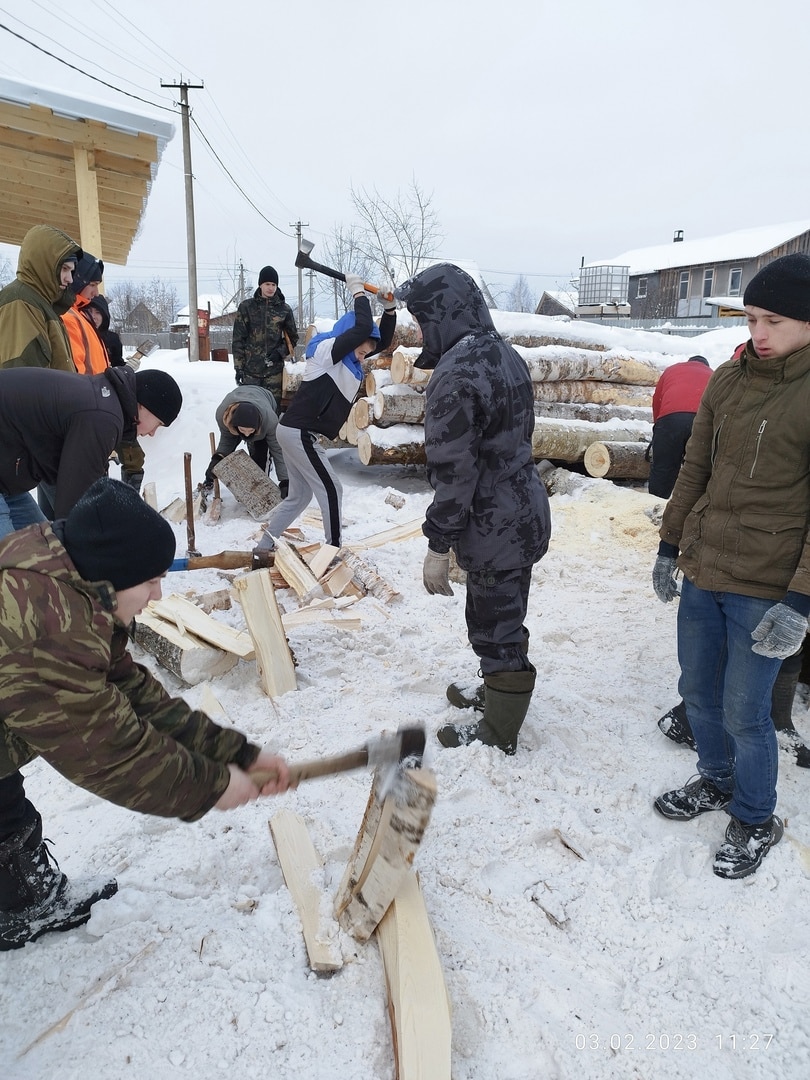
[62,296,109,375]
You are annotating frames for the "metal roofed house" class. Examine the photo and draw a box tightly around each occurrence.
[578,220,810,322]
[0,75,174,265]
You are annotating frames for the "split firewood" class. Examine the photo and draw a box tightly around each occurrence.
[133,612,238,685]
[189,587,232,614]
[304,544,340,579]
[233,569,297,698]
[319,560,362,599]
[213,450,282,519]
[269,812,342,974]
[335,547,400,604]
[147,594,255,660]
[160,496,187,523]
[384,492,405,510]
[376,872,452,1079]
[142,482,158,510]
[273,536,323,599]
[583,440,651,480]
[347,518,425,550]
[334,767,437,944]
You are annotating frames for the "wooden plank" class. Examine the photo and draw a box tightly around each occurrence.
[376,872,452,1080]
[269,811,343,974]
[232,569,297,698]
[147,595,255,660]
[346,519,425,551]
[334,768,437,944]
[133,612,238,685]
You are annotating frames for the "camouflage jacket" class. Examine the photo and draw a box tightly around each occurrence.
[0,524,259,821]
[231,288,298,397]
[0,225,81,372]
[396,262,551,572]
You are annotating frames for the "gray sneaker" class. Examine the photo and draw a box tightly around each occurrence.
[654,775,732,820]
[713,815,784,879]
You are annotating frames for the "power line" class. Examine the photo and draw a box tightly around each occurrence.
[190,115,293,238]
[0,19,175,113]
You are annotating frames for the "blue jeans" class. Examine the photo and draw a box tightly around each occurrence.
[677,578,780,824]
[0,492,46,541]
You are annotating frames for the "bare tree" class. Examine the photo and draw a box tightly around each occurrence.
[505,274,537,313]
[106,278,180,331]
[0,255,12,288]
[350,178,443,286]
[322,223,375,315]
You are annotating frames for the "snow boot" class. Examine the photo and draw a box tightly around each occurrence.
[657,701,696,750]
[653,775,732,820]
[713,814,783,879]
[446,678,485,711]
[438,667,536,755]
[0,815,118,951]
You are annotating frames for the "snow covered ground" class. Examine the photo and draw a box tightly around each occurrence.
[2,315,809,1080]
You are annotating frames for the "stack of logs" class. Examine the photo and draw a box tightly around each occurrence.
[284,330,664,481]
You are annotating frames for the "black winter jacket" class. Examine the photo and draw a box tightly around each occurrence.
[0,366,138,517]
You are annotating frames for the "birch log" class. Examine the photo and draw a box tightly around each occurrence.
[213,450,282,518]
[531,417,650,463]
[365,368,392,396]
[515,345,662,385]
[583,440,651,479]
[531,380,654,407]
[390,347,432,388]
[373,385,426,427]
[534,401,653,423]
[133,612,238,684]
[356,426,427,466]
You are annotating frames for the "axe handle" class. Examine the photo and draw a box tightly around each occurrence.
[250,748,369,788]
[176,550,252,571]
[297,254,391,300]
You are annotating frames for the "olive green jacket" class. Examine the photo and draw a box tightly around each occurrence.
[660,340,810,601]
[0,523,260,821]
[0,225,81,371]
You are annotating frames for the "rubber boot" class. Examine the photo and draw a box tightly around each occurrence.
[771,652,802,735]
[0,815,118,951]
[438,667,536,755]
[446,679,485,711]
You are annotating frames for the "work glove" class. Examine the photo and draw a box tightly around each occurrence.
[345,272,365,297]
[423,549,453,596]
[126,354,142,371]
[205,453,224,485]
[376,283,397,311]
[751,603,808,659]
[652,555,680,603]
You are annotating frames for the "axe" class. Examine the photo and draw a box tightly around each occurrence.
[168,550,273,572]
[249,725,425,788]
[295,238,394,303]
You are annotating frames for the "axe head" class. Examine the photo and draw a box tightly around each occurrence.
[367,725,426,770]
[295,237,316,270]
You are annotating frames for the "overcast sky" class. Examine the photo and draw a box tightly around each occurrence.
[1,0,807,312]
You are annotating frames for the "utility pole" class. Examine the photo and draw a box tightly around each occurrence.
[307,270,315,324]
[290,219,308,331]
[162,76,204,361]
[238,260,246,303]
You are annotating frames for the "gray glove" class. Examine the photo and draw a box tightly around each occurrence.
[652,555,680,603]
[751,603,808,659]
[423,549,453,596]
[345,272,365,297]
[376,283,397,311]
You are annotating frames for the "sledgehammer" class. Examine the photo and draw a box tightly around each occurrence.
[295,237,394,302]
[249,725,426,789]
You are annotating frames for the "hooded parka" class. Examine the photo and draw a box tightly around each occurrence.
[0,225,82,372]
[396,263,551,571]
[0,523,258,820]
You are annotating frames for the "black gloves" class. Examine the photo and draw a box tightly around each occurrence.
[205,453,224,485]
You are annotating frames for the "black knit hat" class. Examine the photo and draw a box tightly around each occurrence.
[64,478,176,591]
[72,252,104,294]
[134,369,183,426]
[688,355,710,366]
[258,265,279,286]
[743,254,810,321]
[232,402,261,429]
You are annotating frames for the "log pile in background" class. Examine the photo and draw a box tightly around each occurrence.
[281,325,663,481]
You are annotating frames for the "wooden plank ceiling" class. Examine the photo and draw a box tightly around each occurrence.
[0,82,174,265]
